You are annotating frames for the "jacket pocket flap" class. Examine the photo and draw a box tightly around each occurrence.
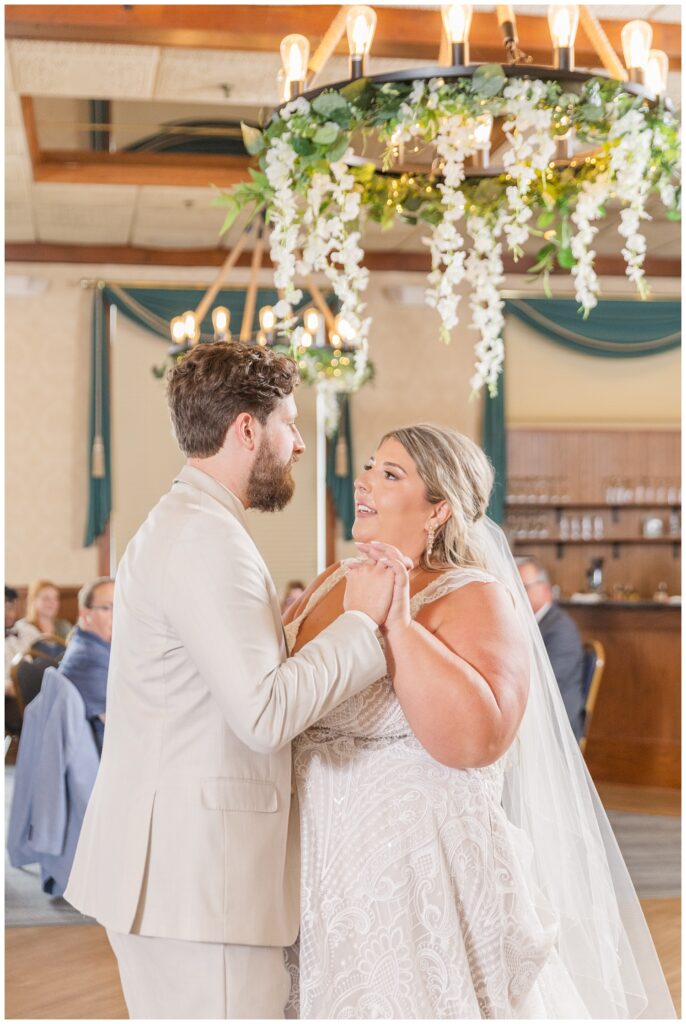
[201,778,278,813]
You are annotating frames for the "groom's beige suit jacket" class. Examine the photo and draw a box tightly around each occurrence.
[65,465,386,945]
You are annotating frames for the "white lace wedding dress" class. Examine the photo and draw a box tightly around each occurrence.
[284,564,591,1020]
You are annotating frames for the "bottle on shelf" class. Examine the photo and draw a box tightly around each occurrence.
[586,557,605,595]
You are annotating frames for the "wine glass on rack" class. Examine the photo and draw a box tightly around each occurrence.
[667,479,679,505]
[526,477,537,504]
[605,476,618,504]
[559,477,570,504]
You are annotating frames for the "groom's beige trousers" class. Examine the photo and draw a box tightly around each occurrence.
[107,930,290,1020]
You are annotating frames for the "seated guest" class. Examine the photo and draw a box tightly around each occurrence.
[517,556,586,742]
[14,579,72,650]
[5,586,21,694]
[58,577,114,755]
[281,578,306,615]
[5,586,22,733]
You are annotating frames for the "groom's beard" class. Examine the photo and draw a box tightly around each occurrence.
[246,436,296,512]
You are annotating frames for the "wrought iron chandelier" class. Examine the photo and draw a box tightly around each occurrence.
[277,5,671,173]
[170,5,678,398]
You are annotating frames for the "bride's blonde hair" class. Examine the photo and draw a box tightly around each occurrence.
[381,424,494,571]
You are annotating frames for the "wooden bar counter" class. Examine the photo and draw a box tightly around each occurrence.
[562,600,680,788]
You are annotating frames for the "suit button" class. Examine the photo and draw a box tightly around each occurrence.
[290,783,296,795]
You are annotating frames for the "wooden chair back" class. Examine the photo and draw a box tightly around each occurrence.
[10,634,66,716]
[580,639,605,754]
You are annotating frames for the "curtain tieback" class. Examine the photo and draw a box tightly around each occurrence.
[335,434,348,477]
[91,434,106,479]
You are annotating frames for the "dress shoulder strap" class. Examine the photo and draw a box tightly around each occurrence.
[411,567,505,614]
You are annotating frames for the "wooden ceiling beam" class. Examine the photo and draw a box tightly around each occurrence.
[29,149,253,188]
[5,6,681,70]
[6,243,681,279]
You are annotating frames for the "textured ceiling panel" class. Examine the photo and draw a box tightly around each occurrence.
[34,203,133,244]
[6,125,29,159]
[136,185,219,210]
[134,206,225,235]
[31,183,138,207]
[646,236,681,257]
[155,48,430,106]
[155,48,282,106]
[6,156,33,204]
[6,203,36,242]
[8,39,161,100]
[130,225,227,249]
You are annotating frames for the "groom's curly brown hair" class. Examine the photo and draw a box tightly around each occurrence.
[166,341,299,457]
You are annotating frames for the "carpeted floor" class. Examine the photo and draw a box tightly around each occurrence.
[606,810,681,898]
[4,766,681,926]
[5,766,94,927]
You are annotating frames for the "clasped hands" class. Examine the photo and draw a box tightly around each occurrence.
[342,541,413,631]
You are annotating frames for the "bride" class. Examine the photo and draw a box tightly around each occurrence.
[283,423,675,1019]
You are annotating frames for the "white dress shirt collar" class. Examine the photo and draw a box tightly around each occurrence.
[175,464,249,530]
[535,601,553,624]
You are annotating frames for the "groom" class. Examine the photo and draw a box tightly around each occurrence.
[65,341,394,1019]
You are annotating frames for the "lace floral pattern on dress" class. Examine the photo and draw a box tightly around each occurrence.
[285,565,588,1019]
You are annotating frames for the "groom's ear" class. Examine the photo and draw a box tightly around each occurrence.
[233,412,260,452]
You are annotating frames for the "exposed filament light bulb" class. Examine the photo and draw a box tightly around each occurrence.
[644,49,668,96]
[280,34,310,98]
[621,20,653,83]
[442,5,472,65]
[303,307,322,335]
[259,305,276,336]
[472,112,493,148]
[346,6,377,78]
[182,310,199,344]
[548,4,579,70]
[470,112,493,171]
[334,314,356,345]
[548,4,579,47]
[170,315,186,345]
[211,306,231,339]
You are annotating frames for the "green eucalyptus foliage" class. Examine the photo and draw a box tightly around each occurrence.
[213,72,680,280]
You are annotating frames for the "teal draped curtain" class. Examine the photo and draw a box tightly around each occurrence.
[84,288,112,545]
[482,299,681,527]
[504,299,681,356]
[482,368,506,525]
[326,395,356,541]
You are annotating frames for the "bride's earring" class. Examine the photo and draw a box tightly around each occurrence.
[426,522,436,558]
